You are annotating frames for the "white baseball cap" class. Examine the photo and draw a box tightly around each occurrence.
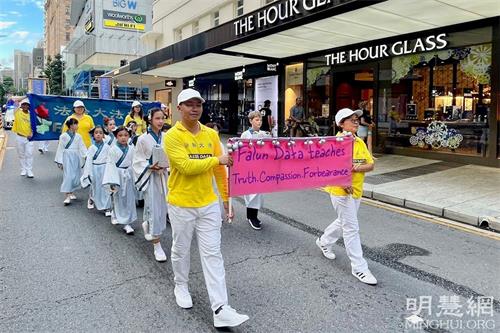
[132,100,142,107]
[177,88,205,105]
[20,98,30,105]
[73,100,85,108]
[160,103,167,109]
[335,108,363,126]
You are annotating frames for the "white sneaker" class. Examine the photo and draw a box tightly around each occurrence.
[154,243,167,262]
[63,197,71,206]
[69,194,77,200]
[352,270,378,285]
[105,210,112,217]
[142,221,154,241]
[20,170,27,176]
[213,305,249,328]
[316,238,336,260]
[87,199,94,210]
[27,170,34,178]
[123,225,134,235]
[111,217,119,225]
[174,285,193,309]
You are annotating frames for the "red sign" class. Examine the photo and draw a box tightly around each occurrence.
[228,137,353,196]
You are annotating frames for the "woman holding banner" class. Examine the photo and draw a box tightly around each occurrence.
[316,108,377,286]
[62,100,95,148]
[124,101,147,135]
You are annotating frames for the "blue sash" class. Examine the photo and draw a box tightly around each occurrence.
[93,142,104,161]
[115,143,129,167]
[65,132,75,149]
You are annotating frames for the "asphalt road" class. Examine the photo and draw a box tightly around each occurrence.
[1,134,499,333]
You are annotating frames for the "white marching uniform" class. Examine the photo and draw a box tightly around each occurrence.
[103,143,137,225]
[133,130,169,238]
[55,132,87,193]
[105,133,115,146]
[81,141,111,211]
[240,128,270,209]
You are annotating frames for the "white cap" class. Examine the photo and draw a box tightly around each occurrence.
[335,108,363,126]
[132,100,142,107]
[177,88,205,105]
[73,100,85,108]
[160,103,167,109]
[20,98,30,105]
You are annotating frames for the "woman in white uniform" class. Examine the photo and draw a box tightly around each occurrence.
[81,125,112,216]
[133,108,169,262]
[55,118,87,205]
[103,126,137,235]
[240,111,271,230]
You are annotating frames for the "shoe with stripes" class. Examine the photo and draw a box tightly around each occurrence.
[352,270,377,285]
[316,238,336,260]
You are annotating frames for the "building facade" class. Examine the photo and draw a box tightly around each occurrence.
[32,47,45,78]
[110,0,500,166]
[65,0,153,98]
[13,50,32,91]
[44,0,74,59]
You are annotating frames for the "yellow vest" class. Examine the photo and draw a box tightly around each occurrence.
[12,109,32,137]
[164,121,228,207]
[62,114,95,147]
[324,134,374,199]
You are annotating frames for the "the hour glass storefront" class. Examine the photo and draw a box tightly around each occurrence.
[283,20,499,166]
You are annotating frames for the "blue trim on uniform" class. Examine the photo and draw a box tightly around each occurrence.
[65,131,75,149]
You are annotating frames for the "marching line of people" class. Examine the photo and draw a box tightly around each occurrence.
[11,89,378,328]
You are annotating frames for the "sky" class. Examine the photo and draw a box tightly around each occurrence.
[0,0,44,70]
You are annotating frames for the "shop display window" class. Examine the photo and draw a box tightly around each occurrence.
[378,27,492,157]
[306,58,331,136]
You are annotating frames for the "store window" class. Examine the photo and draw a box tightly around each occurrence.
[306,57,331,136]
[378,27,492,157]
[284,63,303,120]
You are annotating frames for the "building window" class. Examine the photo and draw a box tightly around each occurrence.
[236,0,244,17]
[175,29,182,42]
[193,21,199,35]
[213,11,219,27]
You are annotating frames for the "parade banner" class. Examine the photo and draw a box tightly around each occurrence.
[27,94,160,141]
[228,137,353,196]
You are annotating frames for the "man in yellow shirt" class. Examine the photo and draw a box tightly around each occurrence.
[12,98,34,178]
[316,108,378,285]
[164,88,249,328]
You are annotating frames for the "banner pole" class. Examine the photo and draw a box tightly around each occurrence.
[227,138,233,223]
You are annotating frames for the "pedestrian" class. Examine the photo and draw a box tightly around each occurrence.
[102,126,137,235]
[81,125,112,217]
[164,88,249,328]
[289,97,304,137]
[388,105,400,135]
[37,140,49,154]
[133,108,169,262]
[104,117,116,145]
[127,120,139,146]
[161,103,172,126]
[316,108,377,285]
[241,111,270,230]
[124,101,146,135]
[357,100,375,153]
[12,98,34,178]
[259,100,274,134]
[62,100,95,148]
[55,118,87,205]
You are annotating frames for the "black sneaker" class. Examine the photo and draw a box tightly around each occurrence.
[248,218,261,230]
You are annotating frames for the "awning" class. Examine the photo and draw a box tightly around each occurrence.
[125,0,499,80]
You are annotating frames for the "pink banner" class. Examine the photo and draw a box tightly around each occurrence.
[228,137,353,196]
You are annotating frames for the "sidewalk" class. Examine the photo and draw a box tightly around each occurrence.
[364,154,500,232]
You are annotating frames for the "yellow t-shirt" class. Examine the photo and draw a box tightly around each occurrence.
[324,134,374,199]
[164,121,228,208]
[62,114,95,147]
[124,114,146,135]
[12,109,32,137]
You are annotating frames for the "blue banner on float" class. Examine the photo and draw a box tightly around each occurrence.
[27,94,160,141]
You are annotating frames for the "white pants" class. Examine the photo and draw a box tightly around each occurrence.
[38,140,49,151]
[169,201,228,311]
[16,135,33,172]
[319,195,369,273]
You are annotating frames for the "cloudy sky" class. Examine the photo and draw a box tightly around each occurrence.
[0,0,44,69]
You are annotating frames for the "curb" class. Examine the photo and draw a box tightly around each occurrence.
[363,189,500,233]
[0,129,7,171]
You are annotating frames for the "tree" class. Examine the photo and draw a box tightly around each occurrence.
[0,76,15,104]
[44,54,65,95]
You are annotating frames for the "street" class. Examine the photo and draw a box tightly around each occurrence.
[1,136,499,333]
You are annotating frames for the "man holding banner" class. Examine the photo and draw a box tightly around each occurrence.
[164,88,249,328]
[316,108,377,286]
